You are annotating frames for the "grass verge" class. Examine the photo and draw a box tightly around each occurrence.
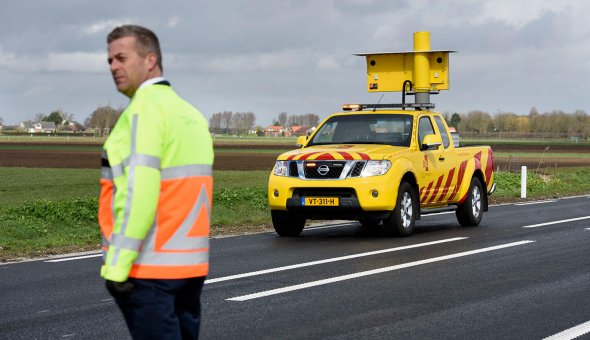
[1,167,589,261]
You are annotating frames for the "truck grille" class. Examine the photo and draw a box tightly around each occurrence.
[286,161,366,179]
[304,161,345,179]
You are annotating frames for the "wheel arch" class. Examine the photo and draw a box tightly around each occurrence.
[471,169,489,212]
[400,171,421,219]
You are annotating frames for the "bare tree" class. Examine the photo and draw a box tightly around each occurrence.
[231,112,256,136]
[278,112,288,127]
[243,112,256,132]
[209,112,223,133]
[34,113,46,122]
[221,111,232,134]
[459,111,493,134]
[302,113,320,127]
[84,105,123,136]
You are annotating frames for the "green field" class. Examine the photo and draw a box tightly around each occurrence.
[1,166,590,261]
[1,136,589,261]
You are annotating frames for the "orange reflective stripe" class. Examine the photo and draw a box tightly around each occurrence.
[129,263,209,279]
[98,178,114,240]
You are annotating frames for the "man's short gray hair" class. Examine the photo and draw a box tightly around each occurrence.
[107,25,163,72]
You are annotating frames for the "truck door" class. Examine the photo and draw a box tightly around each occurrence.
[417,115,455,206]
[432,116,457,204]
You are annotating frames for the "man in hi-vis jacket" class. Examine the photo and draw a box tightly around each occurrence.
[99,24,213,340]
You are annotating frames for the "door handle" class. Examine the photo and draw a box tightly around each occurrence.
[438,156,445,161]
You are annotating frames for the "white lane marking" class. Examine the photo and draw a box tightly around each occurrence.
[61,334,76,338]
[227,240,534,301]
[544,320,590,340]
[206,237,467,284]
[45,254,102,263]
[515,200,557,206]
[37,310,50,314]
[523,216,590,229]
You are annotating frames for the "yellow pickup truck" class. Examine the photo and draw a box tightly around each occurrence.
[268,106,495,237]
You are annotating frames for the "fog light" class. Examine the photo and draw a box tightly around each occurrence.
[371,190,379,198]
[273,189,279,197]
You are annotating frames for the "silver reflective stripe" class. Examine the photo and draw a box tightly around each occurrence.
[101,234,109,247]
[162,164,212,180]
[132,153,161,170]
[110,153,160,179]
[101,167,113,180]
[111,163,124,178]
[135,249,209,266]
[112,114,139,267]
[161,184,210,251]
[110,233,143,251]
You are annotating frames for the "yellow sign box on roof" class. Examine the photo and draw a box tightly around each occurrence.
[355,50,453,92]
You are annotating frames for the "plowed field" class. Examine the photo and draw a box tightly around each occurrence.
[0,142,588,170]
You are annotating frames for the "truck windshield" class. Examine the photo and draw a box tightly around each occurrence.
[308,114,413,147]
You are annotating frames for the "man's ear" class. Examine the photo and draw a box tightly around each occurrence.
[146,52,158,71]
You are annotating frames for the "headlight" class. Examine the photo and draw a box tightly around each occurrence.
[361,160,391,177]
[273,161,289,176]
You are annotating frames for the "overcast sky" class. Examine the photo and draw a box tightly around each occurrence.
[1,0,589,126]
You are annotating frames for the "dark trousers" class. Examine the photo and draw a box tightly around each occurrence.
[107,277,206,340]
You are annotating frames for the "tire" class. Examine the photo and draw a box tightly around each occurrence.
[271,210,305,237]
[359,218,382,228]
[456,177,484,227]
[383,182,416,236]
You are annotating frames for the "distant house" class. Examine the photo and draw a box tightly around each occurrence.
[19,121,35,133]
[35,122,57,133]
[264,125,284,137]
[288,125,313,137]
[19,121,57,133]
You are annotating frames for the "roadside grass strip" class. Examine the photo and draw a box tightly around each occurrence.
[205,237,467,284]
[544,320,590,340]
[523,216,590,228]
[226,240,534,301]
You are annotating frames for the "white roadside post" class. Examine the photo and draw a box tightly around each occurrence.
[521,166,527,199]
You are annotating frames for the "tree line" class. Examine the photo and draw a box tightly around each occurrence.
[444,107,590,140]
[3,105,588,141]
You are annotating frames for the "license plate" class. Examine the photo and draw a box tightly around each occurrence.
[302,197,339,206]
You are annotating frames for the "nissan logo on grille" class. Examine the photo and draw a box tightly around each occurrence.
[317,165,330,176]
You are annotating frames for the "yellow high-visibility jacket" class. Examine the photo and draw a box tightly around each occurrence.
[99,80,213,282]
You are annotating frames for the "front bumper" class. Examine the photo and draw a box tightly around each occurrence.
[268,174,397,220]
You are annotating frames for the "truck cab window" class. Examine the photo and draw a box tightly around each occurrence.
[418,116,435,146]
[434,116,451,149]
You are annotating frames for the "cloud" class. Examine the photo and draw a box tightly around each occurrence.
[82,19,132,35]
[0,49,105,74]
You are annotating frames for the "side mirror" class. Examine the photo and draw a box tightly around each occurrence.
[296,135,307,148]
[421,134,442,151]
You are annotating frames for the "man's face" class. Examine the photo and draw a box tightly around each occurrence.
[107,36,152,98]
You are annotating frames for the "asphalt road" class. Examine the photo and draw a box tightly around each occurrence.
[1,196,589,339]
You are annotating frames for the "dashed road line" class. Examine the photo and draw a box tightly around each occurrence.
[227,240,534,301]
[523,216,590,229]
[515,200,557,206]
[45,254,102,263]
[205,237,467,284]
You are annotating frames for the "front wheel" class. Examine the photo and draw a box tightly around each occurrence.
[456,177,484,227]
[271,210,305,237]
[383,182,416,236]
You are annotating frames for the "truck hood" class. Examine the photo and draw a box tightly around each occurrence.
[278,144,409,161]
